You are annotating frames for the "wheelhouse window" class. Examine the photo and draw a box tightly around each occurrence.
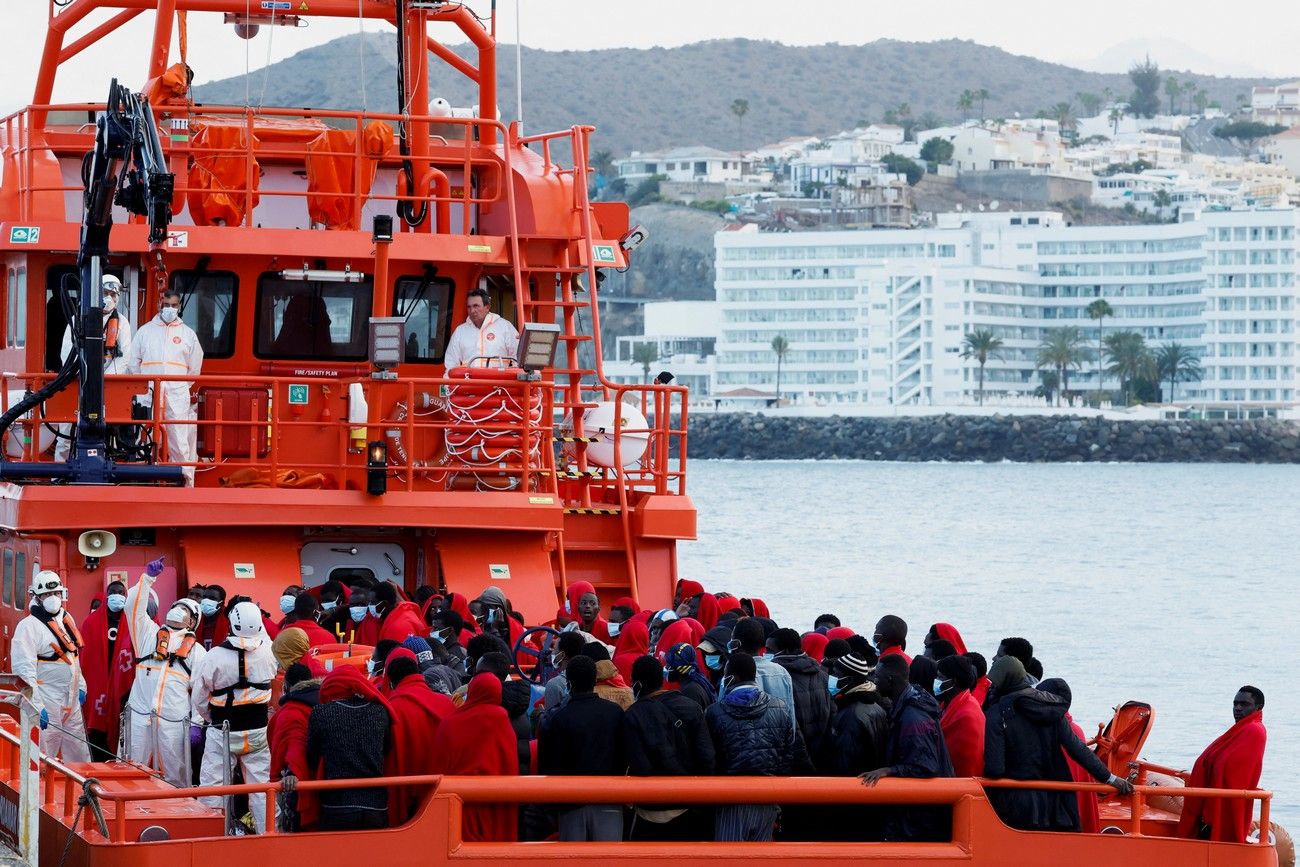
[255,275,373,361]
[393,274,453,363]
[44,265,123,371]
[171,270,237,359]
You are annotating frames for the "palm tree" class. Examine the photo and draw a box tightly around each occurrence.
[1165,77,1181,114]
[771,335,790,404]
[976,88,990,120]
[1104,330,1153,405]
[1086,297,1114,395]
[1037,369,1060,405]
[1076,91,1102,117]
[632,342,658,384]
[1051,101,1077,133]
[957,89,975,121]
[1035,326,1086,406]
[730,98,749,150]
[1154,342,1203,402]
[1108,106,1124,136]
[960,329,1003,406]
[1193,88,1210,115]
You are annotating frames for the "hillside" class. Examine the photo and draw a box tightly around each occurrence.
[193,36,1280,157]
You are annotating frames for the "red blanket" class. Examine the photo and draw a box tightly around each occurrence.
[566,581,609,642]
[675,579,704,607]
[268,691,318,828]
[285,620,336,648]
[79,594,138,750]
[931,622,968,655]
[801,632,829,663]
[389,672,454,819]
[940,688,985,777]
[694,593,720,631]
[612,620,650,684]
[1062,712,1099,834]
[1177,711,1266,843]
[431,673,518,841]
[379,601,427,644]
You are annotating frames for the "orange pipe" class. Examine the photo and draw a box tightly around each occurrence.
[148,0,177,85]
[58,9,143,63]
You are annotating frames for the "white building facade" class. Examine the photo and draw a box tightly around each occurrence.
[713,210,1300,409]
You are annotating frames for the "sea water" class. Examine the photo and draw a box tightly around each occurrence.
[678,460,1299,828]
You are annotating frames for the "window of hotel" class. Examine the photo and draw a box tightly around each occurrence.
[255,275,373,361]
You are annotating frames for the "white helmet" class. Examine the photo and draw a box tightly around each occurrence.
[166,597,202,629]
[101,274,122,295]
[30,570,66,599]
[228,601,263,639]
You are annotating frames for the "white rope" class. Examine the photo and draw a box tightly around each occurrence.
[357,0,368,113]
[257,9,277,111]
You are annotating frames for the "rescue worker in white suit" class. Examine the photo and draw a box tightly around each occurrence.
[125,289,203,485]
[191,600,275,832]
[54,274,133,462]
[443,286,519,369]
[11,571,90,761]
[124,556,206,786]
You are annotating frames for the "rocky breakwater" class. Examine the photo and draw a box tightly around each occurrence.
[685,414,1300,463]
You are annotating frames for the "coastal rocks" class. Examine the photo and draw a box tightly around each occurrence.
[680,414,1300,463]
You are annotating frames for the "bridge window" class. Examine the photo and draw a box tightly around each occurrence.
[2,550,12,608]
[393,275,453,363]
[254,275,373,361]
[14,553,25,612]
[171,271,237,359]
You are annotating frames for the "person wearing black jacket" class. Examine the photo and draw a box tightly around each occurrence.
[538,656,625,840]
[861,654,954,842]
[623,655,716,840]
[982,657,1132,831]
[825,654,890,775]
[706,652,813,842]
[770,628,834,762]
[663,642,714,710]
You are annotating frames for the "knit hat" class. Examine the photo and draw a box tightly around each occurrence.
[402,635,435,666]
[834,653,875,679]
[989,655,1027,693]
[664,642,698,672]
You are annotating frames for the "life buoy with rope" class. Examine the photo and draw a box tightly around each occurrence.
[384,390,451,482]
[441,366,544,491]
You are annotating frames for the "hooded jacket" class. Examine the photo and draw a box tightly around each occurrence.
[431,673,519,841]
[772,652,835,763]
[880,685,953,842]
[268,677,321,828]
[983,683,1112,832]
[623,688,715,777]
[378,601,427,645]
[706,685,812,776]
[565,581,610,642]
[824,684,889,776]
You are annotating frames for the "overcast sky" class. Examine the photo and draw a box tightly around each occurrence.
[8,0,1300,109]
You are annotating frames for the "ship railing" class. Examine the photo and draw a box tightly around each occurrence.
[563,381,689,500]
[0,371,563,493]
[2,103,524,232]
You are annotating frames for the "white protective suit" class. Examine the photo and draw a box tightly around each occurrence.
[11,607,90,762]
[124,571,206,786]
[190,631,275,832]
[125,314,203,484]
[54,311,133,462]
[443,312,519,369]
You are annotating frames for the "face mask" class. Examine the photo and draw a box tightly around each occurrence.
[366,659,377,676]
[663,667,674,683]
[704,653,722,671]
[200,599,220,617]
[934,679,955,699]
[321,599,337,612]
[102,296,117,312]
[159,306,179,324]
[828,675,841,696]
[166,608,190,629]
[368,603,380,618]
[279,595,296,615]
[483,608,496,625]
[718,675,734,698]
[350,606,367,622]
[106,594,126,613]
[605,621,621,638]
[430,629,447,644]
[564,600,572,615]
[41,595,63,615]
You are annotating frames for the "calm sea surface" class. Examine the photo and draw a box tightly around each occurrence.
[678,461,1298,828]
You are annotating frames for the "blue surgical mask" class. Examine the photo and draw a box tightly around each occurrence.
[828,675,841,696]
[350,606,367,622]
[663,667,674,682]
[321,600,337,612]
[719,675,734,698]
[485,609,496,625]
[564,600,572,615]
[368,603,379,618]
[366,659,377,676]
[607,621,621,638]
[200,599,219,617]
[279,595,296,615]
[106,594,126,614]
[430,629,447,644]
[704,653,722,671]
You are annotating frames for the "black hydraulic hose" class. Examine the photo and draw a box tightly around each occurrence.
[394,0,428,228]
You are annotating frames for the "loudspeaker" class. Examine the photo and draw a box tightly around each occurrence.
[78,530,117,558]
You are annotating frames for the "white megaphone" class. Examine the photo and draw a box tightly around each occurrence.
[78,530,117,570]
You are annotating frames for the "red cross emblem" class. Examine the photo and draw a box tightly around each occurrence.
[486,333,496,341]
[172,336,182,344]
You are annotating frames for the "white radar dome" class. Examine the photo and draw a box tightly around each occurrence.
[581,401,649,468]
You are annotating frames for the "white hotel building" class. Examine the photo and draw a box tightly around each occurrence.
[713,209,1300,408]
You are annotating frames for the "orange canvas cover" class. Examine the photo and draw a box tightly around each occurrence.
[186,122,260,226]
[306,121,395,229]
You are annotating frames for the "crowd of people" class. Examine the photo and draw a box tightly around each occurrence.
[14,568,1269,844]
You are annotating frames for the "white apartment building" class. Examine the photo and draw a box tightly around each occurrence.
[713,209,1300,408]
[615,147,755,185]
[604,301,719,401]
[1251,82,1300,128]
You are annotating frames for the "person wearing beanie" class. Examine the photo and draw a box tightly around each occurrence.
[935,655,984,778]
[403,635,462,695]
[820,637,852,675]
[623,654,715,840]
[663,642,715,710]
[983,668,1132,831]
[821,652,890,840]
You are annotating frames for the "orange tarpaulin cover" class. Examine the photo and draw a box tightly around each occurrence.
[306,121,394,229]
[186,122,259,226]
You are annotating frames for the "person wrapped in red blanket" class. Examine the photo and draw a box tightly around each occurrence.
[1177,686,1268,843]
[268,663,322,831]
[80,585,139,759]
[385,647,454,820]
[564,581,610,642]
[431,673,519,841]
